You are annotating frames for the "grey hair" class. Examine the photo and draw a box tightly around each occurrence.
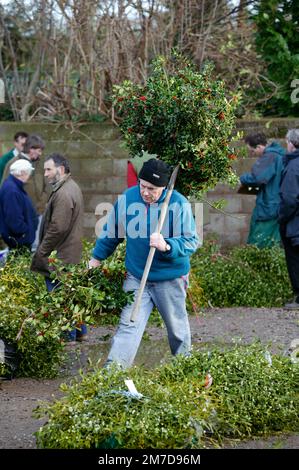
[10,159,34,176]
[286,129,299,149]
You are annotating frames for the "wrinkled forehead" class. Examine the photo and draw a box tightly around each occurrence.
[44,159,56,170]
[139,178,160,190]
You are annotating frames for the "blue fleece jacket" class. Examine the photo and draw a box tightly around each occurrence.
[92,185,200,281]
[0,174,38,248]
[240,141,285,221]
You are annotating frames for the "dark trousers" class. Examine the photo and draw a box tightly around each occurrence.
[280,227,299,295]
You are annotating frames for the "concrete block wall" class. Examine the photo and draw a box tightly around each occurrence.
[0,122,128,241]
[1,117,299,246]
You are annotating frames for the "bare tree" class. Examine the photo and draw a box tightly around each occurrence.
[0,0,274,121]
[0,0,50,120]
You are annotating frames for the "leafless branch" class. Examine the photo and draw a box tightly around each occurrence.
[1,0,272,122]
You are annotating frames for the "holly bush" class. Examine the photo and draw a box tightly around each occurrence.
[252,0,299,116]
[0,251,62,378]
[113,52,241,197]
[41,244,131,331]
[0,243,130,378]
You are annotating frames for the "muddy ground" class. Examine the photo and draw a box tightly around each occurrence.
[0,307,298,450]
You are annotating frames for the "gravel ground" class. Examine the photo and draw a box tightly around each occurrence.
[0,307,298,450]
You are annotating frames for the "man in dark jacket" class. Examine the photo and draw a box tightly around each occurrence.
[31,153,86,342]
[0,159,38,252]
[0,131,28,249]
[278,129,299,309]
[240,132,285,248]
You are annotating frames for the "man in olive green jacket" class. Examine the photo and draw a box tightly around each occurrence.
[31,153,86,343]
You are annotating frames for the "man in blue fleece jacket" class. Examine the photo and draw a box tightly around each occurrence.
[89,158,200,368]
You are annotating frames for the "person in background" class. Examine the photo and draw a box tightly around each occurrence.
[0,131,28,185]
[278,129,299,309]
[89,158,200,369]
[2,134,48,251]
[2,134,47,215]
[0,159,38,253]
[240,132,285,248]
[31,153,86,344]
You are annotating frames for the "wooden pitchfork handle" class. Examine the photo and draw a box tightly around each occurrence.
[130,164,180,322]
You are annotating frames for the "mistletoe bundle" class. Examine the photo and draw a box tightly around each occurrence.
[0,245,129,378]
[113,52,241,197]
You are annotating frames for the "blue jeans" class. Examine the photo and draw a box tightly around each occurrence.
[106,272,191,368]
[45,277,87,341]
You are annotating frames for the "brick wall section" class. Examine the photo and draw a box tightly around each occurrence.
[1,118,299,246]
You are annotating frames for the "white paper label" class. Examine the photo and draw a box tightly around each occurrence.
[124,379,143,398]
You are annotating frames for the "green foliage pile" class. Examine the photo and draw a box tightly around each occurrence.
[0,240,293,378]
[35,344,299,448]
[0,363,10,379]
[113,52,240,197]
[0,244,130,378]
[190,241,292,307]
[0,251,61,378]
[43,242,130,329]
